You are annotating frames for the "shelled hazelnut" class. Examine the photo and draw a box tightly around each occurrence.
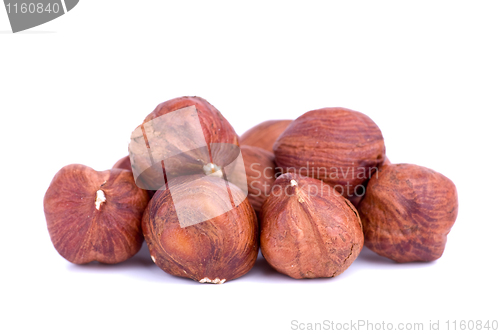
[260,173,364,279]
[43,95,459,282]
[128,96,240,191]
[358,164,458,262]
[142,174,259,283]
[274,107,385,198]
[44,164,149,264]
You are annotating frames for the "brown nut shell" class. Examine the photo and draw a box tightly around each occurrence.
[240,119,293,152]
[260,173,364,279]
[273,108,385,197]
[43,164,150,264]
[358,163,458,263]
[142,175,259,283]
[129,96,239,190]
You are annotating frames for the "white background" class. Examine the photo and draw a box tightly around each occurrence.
[1,1,499,333]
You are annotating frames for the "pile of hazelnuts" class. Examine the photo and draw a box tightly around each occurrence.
[44,96,459,283]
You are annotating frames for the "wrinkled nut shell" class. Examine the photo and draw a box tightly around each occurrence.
[43,164,150,264]
[273,107,385,197]
[240,119,293,152]
[142,175,259,283]
[129,96,239,190]
[142,96,238,146]
[260,173,364,279]
[358,164,458,263]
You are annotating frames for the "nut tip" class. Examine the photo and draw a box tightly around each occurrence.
[203,163,223,178]
[95,190,106,210]
[290,179,305,203]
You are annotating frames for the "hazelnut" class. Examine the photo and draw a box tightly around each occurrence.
[358,163,458,262]
[273,107,385,198]
[142,174,259,283]
[240,119,293,153]
[128,96,239,191]
[230,145,276,215]
[260,173,364,279]
[112,156,132,171]
[43,164,150,264]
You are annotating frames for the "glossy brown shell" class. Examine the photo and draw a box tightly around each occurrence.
[358,164,458,263]
[129,96,239,190]
[142,175,259,283]
[273,107,385,197]
[260,173,364,279]
[44,164,150,264]
[240,119,293,152]
[143,96,238,145]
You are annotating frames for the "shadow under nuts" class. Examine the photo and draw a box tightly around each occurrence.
[142,175,259,284]
[43,164,150,264]
[273,107,385,198]
[260,173,364,279]
[358,164,458,263]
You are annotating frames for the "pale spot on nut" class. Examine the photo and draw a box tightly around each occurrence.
[290,180,305,203]
[199,277,226,284]
[95,190,106,210]
[203,163,223,178]
[151,255,156,263]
